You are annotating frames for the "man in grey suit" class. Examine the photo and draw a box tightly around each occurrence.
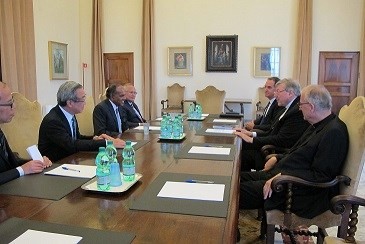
[93,84,129,137]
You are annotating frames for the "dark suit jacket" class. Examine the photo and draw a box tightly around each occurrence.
[38,106,106,162]
[0,134,22,185]
[253,99,284,131]
[93,99,129,137]
[122,101,146,128]
[250,96,310,149]
[265,113,349,218]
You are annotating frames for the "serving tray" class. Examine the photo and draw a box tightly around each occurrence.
[81,173,142,193]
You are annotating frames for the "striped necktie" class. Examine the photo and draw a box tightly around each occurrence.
[115,108,122,133]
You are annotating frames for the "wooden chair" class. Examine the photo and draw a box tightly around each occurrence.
[324,195,365,243]
[195,85,226,114]
[161,83,185,115]
[264,96,365,244]
[256,86,269,119]
[75,96,95,136]
[0,92,42,159]
[98,88,108,103]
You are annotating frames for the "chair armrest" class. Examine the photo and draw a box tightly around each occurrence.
[161,99,168,109]
[271,175,351,193]
[330,194,365,214]
[261,145,289,156]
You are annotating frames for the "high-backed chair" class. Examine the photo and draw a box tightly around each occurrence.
[256,86,269,119]
[0,92,42,158]
[75,96,95,136]
[98,88,108,103]
[161,83,185,115]
[264,96,365,243]
[195,85,226,114]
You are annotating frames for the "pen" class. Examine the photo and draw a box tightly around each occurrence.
[185,179,214,184]
[62,166,80,172]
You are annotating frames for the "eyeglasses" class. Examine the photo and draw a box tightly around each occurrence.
[72,97,86,103]
[298,102,310,107]
[0,98,14,109]
[274,89,287,94]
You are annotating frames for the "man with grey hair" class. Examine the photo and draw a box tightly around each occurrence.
[239,84,349,220]
[38,81,125,162]
[235,78,310,171]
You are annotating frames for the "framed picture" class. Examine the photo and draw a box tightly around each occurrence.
[206,35,238,72]
[253,47,280,77]
[168,46,193,76]
[48,41,68,80]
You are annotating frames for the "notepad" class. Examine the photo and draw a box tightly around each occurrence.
[10,229,82,244]
[26,145,43,162]
[157,181,225,201]
[188,146,231,155]
[212,119,237,123]
[205,128,235,134]
[45,164,96,178]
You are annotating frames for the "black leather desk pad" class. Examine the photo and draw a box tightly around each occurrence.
[130,172,230,218]
[0,217,135,244]
[174,143,235,161]
[195,127,235,137]
[0,164,89,200]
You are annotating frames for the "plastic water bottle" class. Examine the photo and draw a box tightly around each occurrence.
[105,140,117,161]
[160,115,168,138]
[122,141,135,181]
[195,103,202,118]
[188,104,194,118]
[172,116,181,139]
[95,147,110,191]
[166,114,173,138]
[178,114,184,137]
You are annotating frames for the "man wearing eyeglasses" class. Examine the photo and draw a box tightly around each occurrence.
[122,83,146,128]
[234,78,310,171]
[93,84,129,137]
[0,82,52,185]
[38,81,126,162]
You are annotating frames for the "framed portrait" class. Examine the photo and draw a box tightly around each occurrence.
[168,46,193,76]
[48,41,68,80]
[253,47,280,77]
[206,35,238,72]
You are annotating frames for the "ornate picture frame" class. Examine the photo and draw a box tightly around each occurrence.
[168,46,193,76]
[48,41,68,80]
[253,47,280,77]
[206,35,238,72]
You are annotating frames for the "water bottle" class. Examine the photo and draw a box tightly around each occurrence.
[105,140,117,161]
[160,115,168,138]
[178,114,184,137]
[195,103,202,118]
[122,141,135,181]
[172,116,181,139]
[95,147,111,191]
[188,104,194,118]
[166,114,173,138]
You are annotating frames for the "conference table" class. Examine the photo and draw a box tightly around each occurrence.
[0,115,242,243]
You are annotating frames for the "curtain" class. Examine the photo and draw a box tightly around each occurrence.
[91,0,104,103]
[0,0,37,100]
[142,0,156,120]
[358,2,365,96]
[293,0,312,88]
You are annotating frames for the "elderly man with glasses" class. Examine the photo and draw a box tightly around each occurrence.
[122,83,146,128]
[0,82,52,185]
[38,81,125,162]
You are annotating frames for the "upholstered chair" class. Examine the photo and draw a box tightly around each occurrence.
[161,83,185,115]
[75,96,95,136]
[195,86,226,114]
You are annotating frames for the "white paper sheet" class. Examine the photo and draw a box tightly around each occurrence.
[131,141,137,146]
[157,181,225,201]
[202,114,209,117]
[135,125,160,131]
[44,164,96,178]
[213,119,237,123]
[26,145,43,162]
[205,128,234,134]
[155,117,162,121]
[10,229,82,244]
[188,146,231,155]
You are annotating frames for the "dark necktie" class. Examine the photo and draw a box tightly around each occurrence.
[0,129,9,160]
[259,102,271,125]
[71,117,77,140]
[115,108,122,133]
[131,103,143,122]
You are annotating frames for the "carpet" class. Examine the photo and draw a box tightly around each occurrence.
[238,210,315,244]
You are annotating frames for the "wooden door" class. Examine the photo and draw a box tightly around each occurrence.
[104,52,134,88]
[318,52,359,114]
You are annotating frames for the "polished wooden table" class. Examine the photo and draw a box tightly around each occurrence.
[0,117,242,243]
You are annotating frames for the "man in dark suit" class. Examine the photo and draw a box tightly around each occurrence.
[0,82,52,185]
[122,83,146,128]
[235,78,310,170]
[240,85,349,219]
[38,81,126,162]
[245,77,284,132]
[93,84,129,137]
